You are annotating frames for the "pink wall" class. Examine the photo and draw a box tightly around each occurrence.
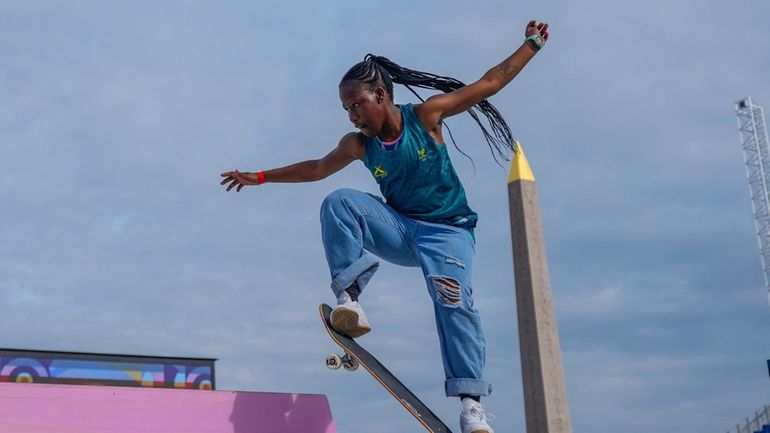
[0,382,336,433]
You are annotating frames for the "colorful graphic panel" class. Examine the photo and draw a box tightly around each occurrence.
[0,349,215,389]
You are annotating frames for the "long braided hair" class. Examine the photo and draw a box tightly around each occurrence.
[340,54,517,166]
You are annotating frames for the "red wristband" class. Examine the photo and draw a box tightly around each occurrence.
[257,171,267,185]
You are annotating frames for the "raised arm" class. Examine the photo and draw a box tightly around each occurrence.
[415,20,549,130]
[220,132,364,192]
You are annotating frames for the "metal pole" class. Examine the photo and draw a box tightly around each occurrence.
[736,97,770,307]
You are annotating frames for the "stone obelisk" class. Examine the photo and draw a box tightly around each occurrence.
[507,143,572,433]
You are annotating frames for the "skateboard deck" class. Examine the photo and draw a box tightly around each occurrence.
[320,303,453,433]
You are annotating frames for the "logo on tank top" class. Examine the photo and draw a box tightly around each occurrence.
[372,165,388,178]
[417,148,428,162]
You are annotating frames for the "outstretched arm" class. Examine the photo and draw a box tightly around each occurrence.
[416,20,549,129]
[220,132,364,192]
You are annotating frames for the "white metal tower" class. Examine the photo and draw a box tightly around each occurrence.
[736,97,770,306]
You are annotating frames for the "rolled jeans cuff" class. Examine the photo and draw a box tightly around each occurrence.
[445,378,492,397]
[331,253,380,297]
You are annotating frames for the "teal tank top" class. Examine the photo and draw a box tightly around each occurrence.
[362,104,478,229]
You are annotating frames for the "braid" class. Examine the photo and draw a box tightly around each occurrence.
[340,54,395,100]
[340,54,518,166]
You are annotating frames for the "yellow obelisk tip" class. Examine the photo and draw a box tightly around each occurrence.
[508,141,535,183]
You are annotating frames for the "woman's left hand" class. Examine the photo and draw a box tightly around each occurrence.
[525,20,549,41]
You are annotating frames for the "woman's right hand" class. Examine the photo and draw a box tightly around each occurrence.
[220,170,260,192]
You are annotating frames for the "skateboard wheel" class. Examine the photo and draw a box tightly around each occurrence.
[326,354,342,370]
[341,354,359,371]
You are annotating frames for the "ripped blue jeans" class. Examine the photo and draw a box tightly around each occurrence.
[320,188,491,397]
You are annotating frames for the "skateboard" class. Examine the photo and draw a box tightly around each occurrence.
[319,303,453,433]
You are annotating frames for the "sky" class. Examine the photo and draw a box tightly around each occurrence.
[2,1,770,432]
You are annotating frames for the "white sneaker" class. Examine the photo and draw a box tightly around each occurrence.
[460,398,495,433]
[330,292,371,338]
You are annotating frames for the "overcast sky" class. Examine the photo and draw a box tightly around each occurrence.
[2,1,770,432]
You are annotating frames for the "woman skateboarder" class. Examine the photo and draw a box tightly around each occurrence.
[221,20,548,433]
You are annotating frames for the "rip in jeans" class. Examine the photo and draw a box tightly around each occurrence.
[445,256,466,268]
[432,276,461,307]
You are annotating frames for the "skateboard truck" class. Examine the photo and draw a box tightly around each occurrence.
[325,353,359,371]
